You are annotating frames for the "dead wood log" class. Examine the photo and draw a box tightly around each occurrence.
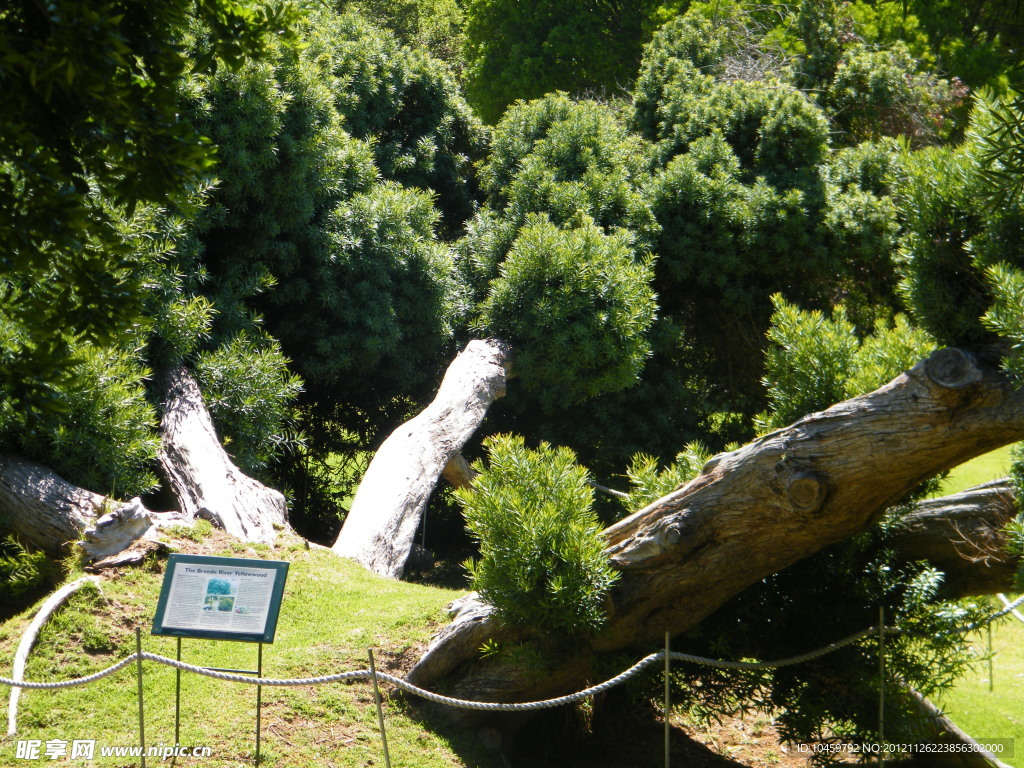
[0,454,160,559]
[158,366,288,545]
[891,478,1020,598]
[407,347,1024,705]
[332,339,511,578]
[0,453,106,552]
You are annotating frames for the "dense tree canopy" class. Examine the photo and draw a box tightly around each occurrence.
[0,0,293,407]
[3,0,1024,750]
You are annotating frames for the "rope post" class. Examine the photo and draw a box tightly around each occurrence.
[135,627,146,768]
[987,623,994,693]
[175,637,182,746]
[368,649,392,768]
[878,605,885,768]
[664,633,671,768]
[256,643,263,767]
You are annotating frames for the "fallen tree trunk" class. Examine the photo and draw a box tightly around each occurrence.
[332,339,511,578]
[0,454,164,559]
[158,366,288,545]
[0,454,107,552]
[408,347,1024,704]
[891,478,1020,598]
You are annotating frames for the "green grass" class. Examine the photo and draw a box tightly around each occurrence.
[936,446,1021,764]
[939,600,1024,766]
[0,535,496,767]
[940,444,1014,495]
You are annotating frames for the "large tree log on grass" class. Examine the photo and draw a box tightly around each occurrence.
[0,454,107,552]
[159,366,288,544]
[408,347,1024,705]
[0,454,164,559]
[332,339,511,578]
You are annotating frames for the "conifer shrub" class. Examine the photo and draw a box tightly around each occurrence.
[458,434,618,634]
[475,215,657,409]
[756,295,935,432]
[896,93,1024,347]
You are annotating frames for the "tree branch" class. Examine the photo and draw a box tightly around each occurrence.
[408,348,1024,705]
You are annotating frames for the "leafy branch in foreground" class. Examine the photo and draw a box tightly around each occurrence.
[458,434,618,635]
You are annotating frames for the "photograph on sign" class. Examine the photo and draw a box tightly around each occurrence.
[152,555,289,643]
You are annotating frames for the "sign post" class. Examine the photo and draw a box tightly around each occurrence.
[152,554,289,766]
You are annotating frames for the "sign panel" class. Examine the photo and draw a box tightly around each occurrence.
[152,554,289,643]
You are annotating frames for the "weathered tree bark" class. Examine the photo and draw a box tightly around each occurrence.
[441,454,477,490]
[0,454,162,559]
[332,339,511,578]
[159,365,288,545]
[0,454,107,553]
[408,348,1024,706]
[891,478,1020,598]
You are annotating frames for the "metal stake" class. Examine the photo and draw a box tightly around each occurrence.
[988,623,994,692]
[664,632,671,768]
[256,643,263,767]
[878,605,885,768]
[136,627,146,768]
[368,649,392,768]
[175,637,182,746]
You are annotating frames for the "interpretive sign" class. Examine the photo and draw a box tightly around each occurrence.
[151,554,289,643]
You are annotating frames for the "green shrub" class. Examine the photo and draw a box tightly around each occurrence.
[0,535,52,599]
[619,442,713,517]
[895,92,1024,347]
[458,434,618,635]
[756,295,935,433]
[475,215,657,409]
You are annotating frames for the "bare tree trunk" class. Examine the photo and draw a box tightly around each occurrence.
[332,339,511,578]
[891,478,1020,598]
[158,366,288,545]
[0,454,107,552]
[408,348,1024,705]
[0,453,193,561]
[0,454,164,560]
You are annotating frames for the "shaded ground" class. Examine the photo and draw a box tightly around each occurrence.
[504,704,823,768]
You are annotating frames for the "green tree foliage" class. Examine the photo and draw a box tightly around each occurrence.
[869,0,1024,95]
[459,94,660,406]
[454,93,701,476]
[824,42,966,145]
[475,215,657,409]
[462,0,652,123]
[458,434,618,635]
[756,295,935,433]
[339,0,467,71]
[633,8,904,406]
[0,531,55,619]
[321,12,487,235]
[0,0,292,406]
[619,441,713,515]
[896,91,1024,347]
[180,9,468,416]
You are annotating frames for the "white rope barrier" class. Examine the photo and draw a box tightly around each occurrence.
[998,593,1024,624]
[1,593,1021,712]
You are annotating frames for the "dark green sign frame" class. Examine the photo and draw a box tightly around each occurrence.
[151,554,289,644]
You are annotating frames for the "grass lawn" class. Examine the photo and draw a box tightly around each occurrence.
[940,444,1014,495]
[936,446,1021,766]
[0,531,494,767]
[938,602,1024,767]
